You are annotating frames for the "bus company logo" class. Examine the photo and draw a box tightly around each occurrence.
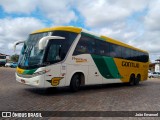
[122,61,139,68]
[51,77,63,86]
[72,57,87,63]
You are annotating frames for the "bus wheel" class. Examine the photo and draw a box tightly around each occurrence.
[135,75,140,85]
[129,75,135,86]
[70,74,80,92]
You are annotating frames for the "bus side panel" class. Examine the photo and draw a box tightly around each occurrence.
[65,54,103,86]
[113,58,149,82]
[65,54,91,86]
[90,55,122,84]
[141,62,149,81]
[44,64,66,87]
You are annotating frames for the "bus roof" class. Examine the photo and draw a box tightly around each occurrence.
[32,26,148,53]
[31,26,82,34]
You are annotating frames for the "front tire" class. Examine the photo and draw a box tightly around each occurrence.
[70,74,80,92]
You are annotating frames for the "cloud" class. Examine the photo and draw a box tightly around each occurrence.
[0,0,37,14]
[77,0,149,28]
[0,0,77,25]
[0,43,3,48]
[39,0,77,25]
[136,31,160,52]
[144,0,160,31]
[0,17,45,54]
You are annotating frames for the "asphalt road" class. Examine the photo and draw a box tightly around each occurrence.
[0,67,160,119]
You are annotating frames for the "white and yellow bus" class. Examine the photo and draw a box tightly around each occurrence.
[14,26,149,91]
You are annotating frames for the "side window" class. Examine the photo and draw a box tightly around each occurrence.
[45,40,62,63]
[121,47,148,62]
[144,53,149,62]
[130,49,135,60]
[121,47,126,59]
[135,51,139,61]
[109,44,122,58]
[125,48,131,60]
[95,40,108,56]
[115,46,122,58]
[136,52,139,62]
[140,52,148,62]
[73,35,95,55]
[88,38,96,54]
[109,44,117,57]
[104,42,110,56]
[138,52,143,62]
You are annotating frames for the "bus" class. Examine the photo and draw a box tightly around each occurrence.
[14,26,149,91]
[0,54,6,67]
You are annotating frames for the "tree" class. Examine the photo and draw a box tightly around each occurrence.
[11,54,19,62]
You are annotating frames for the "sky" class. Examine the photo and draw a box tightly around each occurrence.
[0,0,160,62]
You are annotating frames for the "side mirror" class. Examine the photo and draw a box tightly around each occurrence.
[13,40,25,52]
[38,36,65,50]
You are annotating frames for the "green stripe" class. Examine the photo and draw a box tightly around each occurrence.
[81,32,105,41]
[23,68,37,75]
[91,54,121,79]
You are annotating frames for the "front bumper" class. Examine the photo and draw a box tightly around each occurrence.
[16,73,45,88]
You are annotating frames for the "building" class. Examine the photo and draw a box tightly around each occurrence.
[149,58,160,72]
[0,53,10,62]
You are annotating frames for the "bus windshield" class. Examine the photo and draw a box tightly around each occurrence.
[18,31,78,69]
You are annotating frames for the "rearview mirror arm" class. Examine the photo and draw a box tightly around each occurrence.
[13,40,25,52]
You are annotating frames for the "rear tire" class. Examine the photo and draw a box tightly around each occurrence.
[129,75,135,86]
[135,75,140,85]
[70,74,80,92]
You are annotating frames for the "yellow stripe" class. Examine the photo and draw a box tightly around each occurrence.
[31,26,82,34]
[16,67,24,74]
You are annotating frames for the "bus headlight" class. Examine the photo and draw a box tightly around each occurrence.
[32,70,50,77]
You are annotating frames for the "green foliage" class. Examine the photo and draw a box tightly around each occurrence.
[11,54,19,62]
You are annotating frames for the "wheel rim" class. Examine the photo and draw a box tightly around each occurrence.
[75,78,80,88]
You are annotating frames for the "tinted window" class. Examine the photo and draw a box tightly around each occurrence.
[144,53,149,62]
[95,40,109,56]
[46,40,62,63]
[115,45,122,58]
[139,52,149,62]
[73,35,96,55]
[52,31,77,47]
[45,31,78,64]
[73,33,149,63]
[121,47,126,59]
[124,48,131,60]
[134,51,139,61]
